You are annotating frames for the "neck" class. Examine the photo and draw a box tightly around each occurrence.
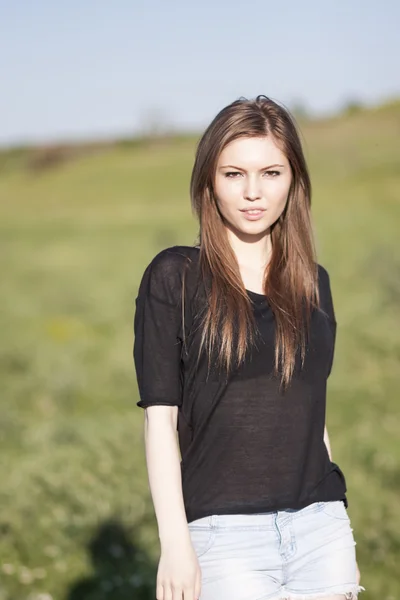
[226,228,272,269]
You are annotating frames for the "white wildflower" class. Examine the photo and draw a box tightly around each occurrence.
[2,563,15,575]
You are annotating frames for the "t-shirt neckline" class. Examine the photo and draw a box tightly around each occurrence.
[193,245,268,303]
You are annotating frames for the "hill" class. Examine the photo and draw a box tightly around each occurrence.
[0,99,399,599]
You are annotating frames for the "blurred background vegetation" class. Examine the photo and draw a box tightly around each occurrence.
[0,98,399,600]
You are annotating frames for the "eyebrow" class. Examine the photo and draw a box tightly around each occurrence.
[219,164,285,170]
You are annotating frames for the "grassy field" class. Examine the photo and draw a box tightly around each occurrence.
[0,100,399,600]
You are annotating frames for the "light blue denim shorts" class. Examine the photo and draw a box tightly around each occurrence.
[188,500,366,600]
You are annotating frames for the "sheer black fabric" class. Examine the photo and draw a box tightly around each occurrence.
[133,246,347,524]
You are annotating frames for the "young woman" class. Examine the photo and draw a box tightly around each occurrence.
[133,96,365,600]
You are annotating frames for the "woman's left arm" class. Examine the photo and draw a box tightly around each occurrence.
[323,424,332,460]
[324,424,361,585]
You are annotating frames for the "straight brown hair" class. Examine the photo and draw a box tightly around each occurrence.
[189,95,320,392]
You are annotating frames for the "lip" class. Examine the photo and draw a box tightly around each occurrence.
[240,208,266,212]
[240,208,266,221]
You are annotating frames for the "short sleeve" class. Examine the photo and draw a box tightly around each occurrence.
[133,248,188,409]
[317,264,337,378]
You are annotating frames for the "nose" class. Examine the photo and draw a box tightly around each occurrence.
[244,175,262,200]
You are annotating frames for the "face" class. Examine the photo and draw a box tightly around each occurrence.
[213,136,292,240]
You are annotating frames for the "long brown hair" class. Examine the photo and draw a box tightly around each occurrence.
[189,95,320,392]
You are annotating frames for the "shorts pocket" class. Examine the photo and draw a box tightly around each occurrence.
[321,500,350,521]
[188,519,217,558]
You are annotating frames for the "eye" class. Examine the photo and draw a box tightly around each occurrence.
[264,170,280,177]
[224,171,242,178]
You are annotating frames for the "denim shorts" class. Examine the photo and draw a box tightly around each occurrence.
[188,500,366,600]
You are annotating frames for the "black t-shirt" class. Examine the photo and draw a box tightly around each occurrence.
[133,245,348,524]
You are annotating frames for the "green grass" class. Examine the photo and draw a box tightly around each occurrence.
[0,101,399,599]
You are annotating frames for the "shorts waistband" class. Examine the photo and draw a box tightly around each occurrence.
[188,501,338,529]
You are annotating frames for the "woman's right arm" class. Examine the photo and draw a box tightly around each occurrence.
[133,249,202,598]
[144,405,202,600]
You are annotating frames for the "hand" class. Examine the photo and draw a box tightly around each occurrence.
[156,538,201,600]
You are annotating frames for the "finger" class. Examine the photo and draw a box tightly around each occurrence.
[194,569,202,599]
[183,587,200,600]
[163,584,173,600]
[171,584,183,600]
[156,582,164,600]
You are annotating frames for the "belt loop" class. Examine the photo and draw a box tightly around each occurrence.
[210,514,218,528]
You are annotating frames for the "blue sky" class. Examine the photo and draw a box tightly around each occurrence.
[1,0,399,146]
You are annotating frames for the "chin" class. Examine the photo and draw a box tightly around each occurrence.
[233,222,269,237]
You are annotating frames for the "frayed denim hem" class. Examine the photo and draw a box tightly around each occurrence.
[281,584,366,599]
